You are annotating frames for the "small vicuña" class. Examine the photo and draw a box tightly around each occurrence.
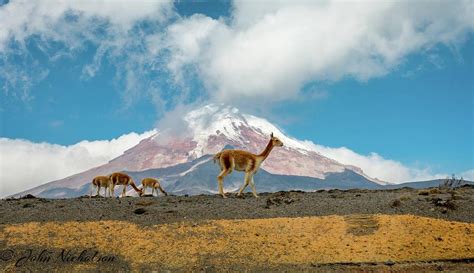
[89,176,111,198]
[139,178,168,197]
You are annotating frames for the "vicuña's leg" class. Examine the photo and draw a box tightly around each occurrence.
[158,185,167,196]
[152,187,155,196]
[122,185,127,197]
[97,186,102,197]
[217,168,231,198]
[110,185,115,197]
[238,172,251,197]
[90,185,94,198]
[250,175,259,198]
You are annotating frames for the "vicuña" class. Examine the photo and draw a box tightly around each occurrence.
[214,133,283,198]
[109,172,143,197]
[89,176,112,198]
[139,178,168,197]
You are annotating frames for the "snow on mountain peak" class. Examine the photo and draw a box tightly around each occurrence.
[182,103,318,156]
[185,104,247,144]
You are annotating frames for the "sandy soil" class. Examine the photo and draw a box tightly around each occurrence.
[1,186,473,272]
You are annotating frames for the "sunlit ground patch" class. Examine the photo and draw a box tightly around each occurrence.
[1,214,473,270]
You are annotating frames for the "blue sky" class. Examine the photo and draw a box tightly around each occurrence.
[274,38,474,173]
[0,0,473,195]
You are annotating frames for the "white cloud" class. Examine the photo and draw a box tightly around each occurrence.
[0,56,49,104]
[460,169,474,181]
[0,130,155,198]
[302,141,448,183]
[163,0,474,102]
[0,0,174,104]
[164,14,222,85]
[0,0,173,51]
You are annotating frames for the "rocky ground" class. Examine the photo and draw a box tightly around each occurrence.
[1,186,473,272]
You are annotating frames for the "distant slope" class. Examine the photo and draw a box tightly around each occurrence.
[159,157,383,195]
[384,179,474,189]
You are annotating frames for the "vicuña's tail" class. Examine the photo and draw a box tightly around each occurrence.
[213,152,222,164]
[90,178,96,198]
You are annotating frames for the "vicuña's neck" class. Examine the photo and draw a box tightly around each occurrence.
[130,181,141,192]
[258,140,274,161]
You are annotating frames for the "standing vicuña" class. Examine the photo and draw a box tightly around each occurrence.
[109,172,142,197]
[90,176,111,198]
[213,133,283,198]
[139,178,168,197]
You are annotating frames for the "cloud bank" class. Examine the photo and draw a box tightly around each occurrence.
[304,142,449,183]
[460,169,474,181]
[0,130,155,198]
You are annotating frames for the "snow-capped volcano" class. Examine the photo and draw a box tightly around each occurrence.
[170,104,372,178]
[13,104,379,198]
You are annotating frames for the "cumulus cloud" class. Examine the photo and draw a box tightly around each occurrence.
[163,0,474,102]
[0,130,155,198]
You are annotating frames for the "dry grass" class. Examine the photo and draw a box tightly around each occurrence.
[2,215,473,270]
[399,194,411,201]
[418,190,430,196]
[418,188,443,196]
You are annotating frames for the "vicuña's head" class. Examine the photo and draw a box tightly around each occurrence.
[270,132,283,147]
